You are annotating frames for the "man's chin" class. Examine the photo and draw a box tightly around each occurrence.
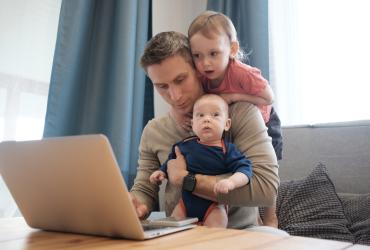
[174,106,192,116]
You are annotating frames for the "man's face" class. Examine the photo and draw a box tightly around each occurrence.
[147,55,204,116]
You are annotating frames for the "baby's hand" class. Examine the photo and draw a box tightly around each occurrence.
[214,179,235,194]
[149,170,167,185]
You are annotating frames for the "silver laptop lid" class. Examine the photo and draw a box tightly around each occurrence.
[0,134,147,239]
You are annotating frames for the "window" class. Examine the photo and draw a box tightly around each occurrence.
[269,0,370,125]
[0,0,61,217]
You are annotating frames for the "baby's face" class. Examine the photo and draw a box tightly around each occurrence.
[192,97,231,144]
[190,32,231,83]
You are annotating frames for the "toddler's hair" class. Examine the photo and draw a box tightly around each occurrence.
[188,10,247,61]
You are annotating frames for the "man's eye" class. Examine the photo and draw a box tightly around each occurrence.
[174,76,186,84]
[157,85,168,89]
[174,78,184,84]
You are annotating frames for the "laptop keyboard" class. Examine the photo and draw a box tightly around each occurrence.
[142,224,169,231]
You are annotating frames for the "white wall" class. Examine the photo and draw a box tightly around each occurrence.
[0,0,61,82]
[0,0,61,218]
[152,0,207,117]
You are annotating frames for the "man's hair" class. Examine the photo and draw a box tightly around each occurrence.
[140,31,194,72]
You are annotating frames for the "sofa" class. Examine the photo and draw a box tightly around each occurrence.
[275,120,370,245]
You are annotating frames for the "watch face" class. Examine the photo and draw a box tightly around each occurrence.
[183,174,196,192]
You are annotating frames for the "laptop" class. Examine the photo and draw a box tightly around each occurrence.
[0,134,196,240]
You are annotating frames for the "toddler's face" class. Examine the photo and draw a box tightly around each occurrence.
[190,32,231,84]
[192,97,231,144]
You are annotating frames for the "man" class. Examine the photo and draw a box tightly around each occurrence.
[130,31,279,229]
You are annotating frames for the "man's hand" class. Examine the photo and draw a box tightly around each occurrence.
[167,146,188,187]
[149,170,166,185]
[129,193,149,219]
[213,179,235,194]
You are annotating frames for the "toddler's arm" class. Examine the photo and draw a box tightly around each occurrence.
[220,84,274,106]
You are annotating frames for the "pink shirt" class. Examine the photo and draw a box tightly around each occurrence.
[201,60,271,123]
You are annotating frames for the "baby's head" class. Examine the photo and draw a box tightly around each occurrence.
[192,94,231,143]
[188,11,242,83]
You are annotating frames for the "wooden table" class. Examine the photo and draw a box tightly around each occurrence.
[1,218,369,250]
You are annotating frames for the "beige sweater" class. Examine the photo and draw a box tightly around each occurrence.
[130,102,279,229]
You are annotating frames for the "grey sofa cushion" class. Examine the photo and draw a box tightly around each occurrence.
[338,193,370,245]
[277,163,354,242]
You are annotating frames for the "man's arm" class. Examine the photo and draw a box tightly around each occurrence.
[130,121,161,217]
[215,102,279,206]
[167,102,279,207]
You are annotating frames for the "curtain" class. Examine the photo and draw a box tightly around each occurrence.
[207,0,269,80]
[269,0,370,125]
[43,0,153,187]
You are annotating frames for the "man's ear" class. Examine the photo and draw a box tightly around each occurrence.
[230,41,239,59]
[224,118,231,131]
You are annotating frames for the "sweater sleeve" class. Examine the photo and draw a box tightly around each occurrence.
[225,143,253,179]
[159,145,177,174]
[216,102,279,207]
[130,121,161,213]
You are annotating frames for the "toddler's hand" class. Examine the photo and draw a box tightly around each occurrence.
[219,93,235,104]
[150,170,166,185]
[214,179,235,194]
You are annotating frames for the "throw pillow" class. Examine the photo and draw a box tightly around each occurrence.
[277,163,354,243]
[338,193,370,246]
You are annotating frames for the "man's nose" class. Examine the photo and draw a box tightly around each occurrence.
[168,86,181,101]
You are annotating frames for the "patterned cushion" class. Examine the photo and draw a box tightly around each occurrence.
[338,193,370,245]
[277,163,354,242]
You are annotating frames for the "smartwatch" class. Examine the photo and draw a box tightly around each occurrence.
[182,173,197,192]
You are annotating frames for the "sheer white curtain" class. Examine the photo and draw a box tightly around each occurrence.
[269,0,370,126]
[0,0,61,217]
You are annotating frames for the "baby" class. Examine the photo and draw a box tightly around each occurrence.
[150,94,252,227]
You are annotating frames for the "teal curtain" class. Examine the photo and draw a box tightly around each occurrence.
[207,0,269,80]
[43,0,153,187]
